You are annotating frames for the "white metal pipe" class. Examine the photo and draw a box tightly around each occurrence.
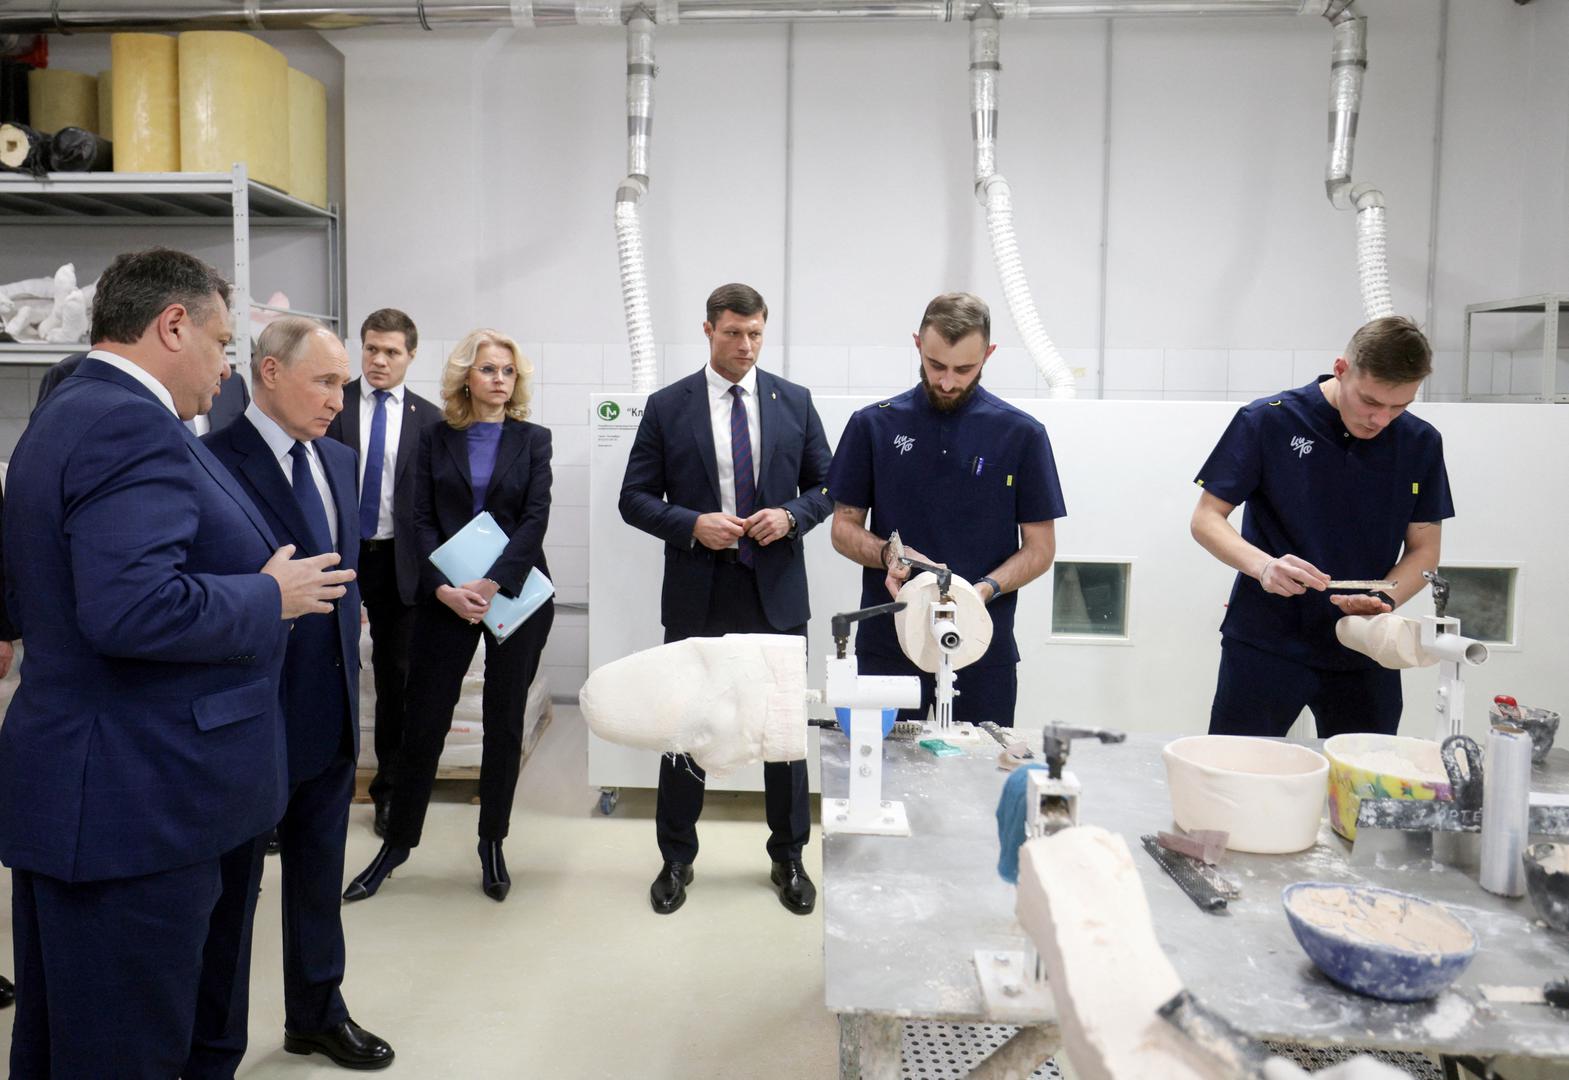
[1322,4,1393,321]
[0,0,1330,33]
[617,12,660,393]
[970,9,1075,398]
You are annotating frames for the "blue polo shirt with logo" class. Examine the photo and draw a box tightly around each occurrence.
[1195,376,1454,670]
[828,385,1066,667]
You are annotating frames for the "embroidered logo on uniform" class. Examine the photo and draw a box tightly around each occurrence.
[1290,435,1314,458]
[893,434,915,456]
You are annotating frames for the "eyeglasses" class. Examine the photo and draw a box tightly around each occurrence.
[475,365,517,379]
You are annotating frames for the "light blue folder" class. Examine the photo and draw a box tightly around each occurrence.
[428,511,554,643]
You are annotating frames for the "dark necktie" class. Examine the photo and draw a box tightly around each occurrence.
[359,389,391,540]
[289,441,334,555]
[729,385,755,567]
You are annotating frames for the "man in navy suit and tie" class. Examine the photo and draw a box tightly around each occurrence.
[619,283,834,916]
[324,308,443,837]
[193,316,394,1072]
[0,248,354,1079]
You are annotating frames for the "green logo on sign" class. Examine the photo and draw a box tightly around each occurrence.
[597,401,620,421]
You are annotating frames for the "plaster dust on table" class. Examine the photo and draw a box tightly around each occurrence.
[1420,992,1474,1038]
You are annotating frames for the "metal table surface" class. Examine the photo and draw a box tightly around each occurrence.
[821,729,1569,1063]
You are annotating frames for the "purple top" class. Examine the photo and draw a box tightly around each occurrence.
[466,421,503,516]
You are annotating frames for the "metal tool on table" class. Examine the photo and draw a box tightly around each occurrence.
[975,721,1127,1019]
[889,533,965,734]
[1351,733,1569,869]
[821,601,922,837]
[1140,834,1241,914]
[979,720,1033,762]
[1159,989,1411,1079]
[1326,579,1398,591]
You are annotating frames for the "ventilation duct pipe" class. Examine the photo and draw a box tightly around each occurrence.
[970,7,1074,398]
[615,12,659,393]
[1323,3,1392,321]
[0,3,1340,35]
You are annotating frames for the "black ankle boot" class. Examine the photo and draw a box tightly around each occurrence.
[342,843,409,902]
[479,839,510,902]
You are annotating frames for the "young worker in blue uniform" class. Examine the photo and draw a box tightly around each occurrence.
[1190,315,1453,738]
[828,292,1066,728]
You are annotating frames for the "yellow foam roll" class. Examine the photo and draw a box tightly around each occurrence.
[97,71,112,140]
[111,33,179,172]
[287,68,327,207]
[179,32,289,188]
[27,69,98,135]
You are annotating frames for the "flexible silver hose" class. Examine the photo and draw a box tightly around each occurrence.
[617,12,660,392]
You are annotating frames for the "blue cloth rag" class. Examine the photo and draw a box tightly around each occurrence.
[995,763,1048,885]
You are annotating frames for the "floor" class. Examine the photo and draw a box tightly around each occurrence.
[0,705,841,1079]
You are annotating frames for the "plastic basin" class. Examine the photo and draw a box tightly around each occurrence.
[1162,735,1328,854]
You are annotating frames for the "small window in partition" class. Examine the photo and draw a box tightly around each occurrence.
[1435,565,1517,646]
[1052,561,1131,638]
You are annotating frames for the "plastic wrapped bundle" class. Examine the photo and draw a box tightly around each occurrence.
[179,32,289,188]
[287,68,327,206]
[26,69,97,135]
[0,122,48,177]
[0,61,30,126]
[49,127,112,172]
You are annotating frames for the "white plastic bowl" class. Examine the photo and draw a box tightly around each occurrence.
[1162,735,1330,854]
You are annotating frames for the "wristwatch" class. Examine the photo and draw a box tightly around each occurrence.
[1369,589,1395,610]
[783,508,798,539]
[979,575,1001,603]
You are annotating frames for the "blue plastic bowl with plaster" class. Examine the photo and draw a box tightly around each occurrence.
[1282,882,1476,1002]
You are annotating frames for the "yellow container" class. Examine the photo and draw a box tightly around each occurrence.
[96,70,112,140]
[1323,733,1454,841]
[110,33,180,172]
[27,69,98,135]
[287,68,327,207]
[178,31,289,188]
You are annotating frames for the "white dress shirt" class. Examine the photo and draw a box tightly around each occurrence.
[246,401,338,550]
[356,380,404,540]
[705,363,761,550]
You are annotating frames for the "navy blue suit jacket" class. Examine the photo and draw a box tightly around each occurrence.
[204,415,363,785]
[324,377,445,605]
[414,419,552,600]
[0,358,290,883]
[37,350,250,430]
[618,368,833,633]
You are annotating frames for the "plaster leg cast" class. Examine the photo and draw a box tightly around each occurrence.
[578,632,807,776]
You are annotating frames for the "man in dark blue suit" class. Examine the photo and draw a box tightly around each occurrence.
[192,316,394,1073]
[0,248,355,1079]
[619,283,833,916]
[36,347,250,432]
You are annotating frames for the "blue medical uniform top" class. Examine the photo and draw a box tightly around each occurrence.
[1194,376,1454,670]
[828,385,1066,667]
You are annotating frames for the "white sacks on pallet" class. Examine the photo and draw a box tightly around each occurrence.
[578,633,807,776]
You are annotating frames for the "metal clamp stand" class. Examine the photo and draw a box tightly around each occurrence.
[895,552,966,734]
[976,722,1126,1020]
[1421,570,1490,742]
[822,603,922,837]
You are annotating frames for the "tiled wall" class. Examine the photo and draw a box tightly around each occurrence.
[0,338,1549,700]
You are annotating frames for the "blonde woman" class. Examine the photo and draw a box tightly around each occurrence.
[344,330,553,903]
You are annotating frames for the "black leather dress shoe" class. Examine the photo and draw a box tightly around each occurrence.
[649,861,693,914]
[284,1019,394,1070]
[770,859,816,915]
[372,801,389,839]
[0,974,14,1008]
[265,828,281,855]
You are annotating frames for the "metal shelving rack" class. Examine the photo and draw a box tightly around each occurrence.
[1461,293,1567,404]
[0,163,341,368]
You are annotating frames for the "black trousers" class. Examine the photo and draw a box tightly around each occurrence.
[655,560,811,866]
[1209,637,1403,738]
[386,597,554,848]
[185,753,355,1077]
[360,541,417,806]
[10,859,223,1080]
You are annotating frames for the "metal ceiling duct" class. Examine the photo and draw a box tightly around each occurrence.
[1323,2,1393,320]
[969,5,1074,397]
[0,2,1333,35]
[614,11,660,393]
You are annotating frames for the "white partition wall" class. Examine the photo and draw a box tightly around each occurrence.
[590,392,1569,793]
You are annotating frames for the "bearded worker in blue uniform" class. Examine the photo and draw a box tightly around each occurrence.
[1191,315,1454,739]
[828,292,1066,728]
